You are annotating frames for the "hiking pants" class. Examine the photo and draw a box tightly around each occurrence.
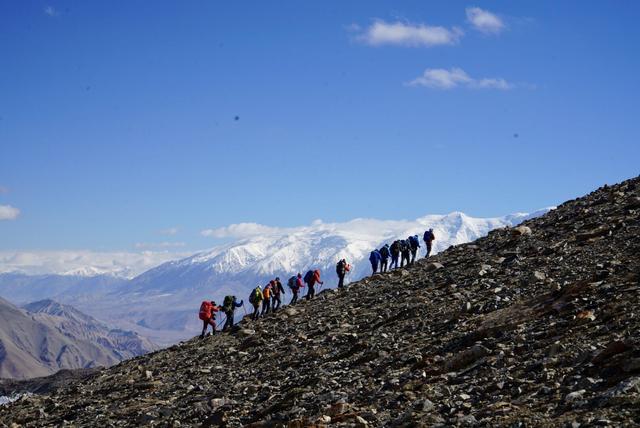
[223,310,234,330]
[410,249,417,264]
[291,290,299,304]
[306,284,315,300]
[272,294,282,311]
[201,318,216,336]
[390,254,399,269]
[381,259,388,273]
[261,297,271,315]
[425,243,432,258]
[252,304,260,320]
[337,273,345,288]
[401,252,410,268]
[371,261,378,274]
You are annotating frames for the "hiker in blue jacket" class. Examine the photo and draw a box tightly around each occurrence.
[408,235,421,265]
[379,244,390,273]
[423,228,435,258]
[369,249,382,274]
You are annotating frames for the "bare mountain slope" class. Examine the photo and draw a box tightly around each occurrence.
[0,298,155,380]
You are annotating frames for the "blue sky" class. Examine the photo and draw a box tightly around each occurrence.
[1,1,639,266]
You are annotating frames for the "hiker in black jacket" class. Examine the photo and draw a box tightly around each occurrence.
[389,240,401,269]
[400,239,411,268]
[271,277,286,311]
[336,259,350,288]
[379,244,390,272]
[423,228,435,258]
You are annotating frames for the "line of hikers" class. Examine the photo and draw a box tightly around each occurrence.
[197,269,330,337]
[198,229,435,338]
[368,228,436,274]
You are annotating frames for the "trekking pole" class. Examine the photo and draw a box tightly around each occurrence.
[218,314,226,331]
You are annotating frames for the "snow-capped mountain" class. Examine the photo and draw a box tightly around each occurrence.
[132,210,548,293]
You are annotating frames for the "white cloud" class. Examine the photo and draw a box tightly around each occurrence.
[466,7,505,34]
[0,205,20,220]
[135,242,186,249]
[407,67,513,90]
[0,250,190,278]
[159,227,179,236]
[356,20,463,47]
[201,222,281,239]
[44,6,58,17]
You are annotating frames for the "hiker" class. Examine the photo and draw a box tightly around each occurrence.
[261,282,273,316]
[272,277,286,311]
[389,240,400,269]
[249,286,263,320]
[221,296,243,331]
[336,258,350,288]
[400,239,411,268]
[304,269,323,300]
[423,228,435,258]
[408,235,421,265]
[288,273,304,304]
[369,249,382,274]
[379,244,390,272]
[198,300,220,338]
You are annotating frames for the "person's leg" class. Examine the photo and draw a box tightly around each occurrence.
[427,243,432,257]
[291,291,297,304]
[224,311,234,330]
[201,319,207,338]
[253,304,259,320]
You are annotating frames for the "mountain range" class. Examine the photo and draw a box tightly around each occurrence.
[0,297,156,379]
[0,210,550,345]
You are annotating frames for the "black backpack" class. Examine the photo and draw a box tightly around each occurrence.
[336,260,346,276]
[390,241,400,255]
[287,276,297,289]
[379,246,390,259]
[304,270,314,283]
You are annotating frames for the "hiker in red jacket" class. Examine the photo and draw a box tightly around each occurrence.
[198,300,220,338]
[304,269,324,300]
[289,273,304,304]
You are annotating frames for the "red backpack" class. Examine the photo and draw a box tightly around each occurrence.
[199,301,213,320]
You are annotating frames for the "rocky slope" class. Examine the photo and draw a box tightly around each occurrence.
[1,177,639,426]
[0,298,155,380]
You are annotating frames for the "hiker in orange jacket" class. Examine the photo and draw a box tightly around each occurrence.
[261,282,273,316]
[198,300,220,338]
